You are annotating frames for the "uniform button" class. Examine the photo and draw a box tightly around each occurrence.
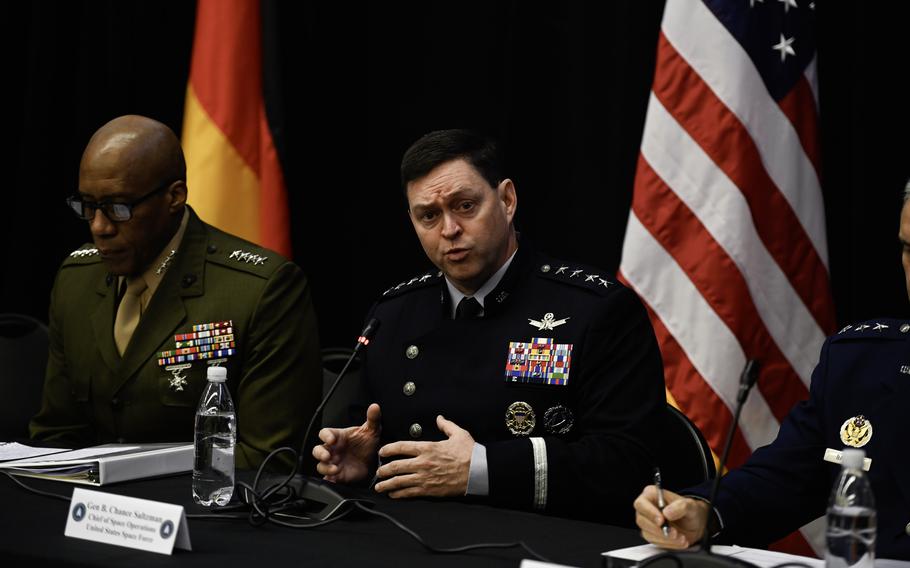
[181,274,197,288]
[111,397,121,409]
[406,345,419,359]
[409,423,423,438]
[906,521,910,536]
[403,381,416,396]
[901,324,910,333]
[540,264,551,273]
[207,244,218,254]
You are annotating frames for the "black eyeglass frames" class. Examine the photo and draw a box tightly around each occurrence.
[66,180,177,222]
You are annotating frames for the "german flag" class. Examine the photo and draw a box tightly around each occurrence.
[182,0,291,257]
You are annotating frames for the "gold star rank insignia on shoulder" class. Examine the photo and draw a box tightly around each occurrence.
[840,415,873,448]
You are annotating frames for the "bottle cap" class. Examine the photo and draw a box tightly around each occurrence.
[841,448,865,469]
[206,366,227,382]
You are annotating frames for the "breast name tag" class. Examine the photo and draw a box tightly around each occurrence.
[823,448,871,471]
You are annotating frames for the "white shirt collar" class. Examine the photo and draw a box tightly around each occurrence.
[445,249,517,319]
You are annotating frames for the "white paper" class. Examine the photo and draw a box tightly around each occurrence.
[7,446,140,464]
[602,544,825,568]
[520,560,580,568]
[0,442,71,462]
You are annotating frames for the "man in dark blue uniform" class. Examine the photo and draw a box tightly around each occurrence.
[634,185,910,559]
[313,130,666,524]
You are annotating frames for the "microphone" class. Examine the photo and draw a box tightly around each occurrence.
[248,318,381,522]
[699,359,760,552]
[299,317,381,465]
[640,359,761,568]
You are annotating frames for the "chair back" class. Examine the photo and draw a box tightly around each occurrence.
[320,347,363,428]
[659,403,716,490]
[0,314,49,439]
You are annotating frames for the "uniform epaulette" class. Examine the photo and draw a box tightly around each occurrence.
[380,270,442,299]
[62,244,103,265]
[205,241,282,278]
[832,318,910,341]
[534,262,616,295]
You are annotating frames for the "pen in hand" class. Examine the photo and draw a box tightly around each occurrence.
[653,467,670,537]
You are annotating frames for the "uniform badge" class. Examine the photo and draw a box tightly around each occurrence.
[543,405,574,435]
[504,338,573,385]
[155,250,177,275]
[505,401,536,436]
[164,363,192,392]
[839,415,873,448]
[528,312,570,331]
[229,250,268,265]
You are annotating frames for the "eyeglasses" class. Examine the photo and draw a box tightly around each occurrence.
[66,180,176,222]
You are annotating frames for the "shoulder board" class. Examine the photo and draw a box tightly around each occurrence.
[205,240,284,278]
[534,261,616,295]
[832,319,910,342]
[62,244,103,266]
[379,270,443,300]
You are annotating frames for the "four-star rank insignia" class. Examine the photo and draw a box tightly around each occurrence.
[504,338,572,385]
[528,312,570,331]
[505,401,536,436]
[839,415,873,448]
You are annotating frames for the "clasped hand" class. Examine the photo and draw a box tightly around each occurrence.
[313,403,476,498]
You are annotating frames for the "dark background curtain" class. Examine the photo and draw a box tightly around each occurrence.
[5,1,908,349]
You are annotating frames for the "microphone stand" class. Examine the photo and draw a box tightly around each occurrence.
[253,319,381,521]
[641,360,761,568]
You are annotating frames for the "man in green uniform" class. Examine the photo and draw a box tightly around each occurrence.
[30,115,321,468]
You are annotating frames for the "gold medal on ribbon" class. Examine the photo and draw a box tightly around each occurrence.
[505,401,536,436]
[839,415,873,448]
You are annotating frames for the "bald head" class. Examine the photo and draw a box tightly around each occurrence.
[77,115,188,276]
[81,115,186,188]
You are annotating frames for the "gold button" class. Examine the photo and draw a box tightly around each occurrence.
[409,423,423,438]
[406,345,419,359]
[403,381,416,396]
[541,264,551,273]
[905,521,910,536]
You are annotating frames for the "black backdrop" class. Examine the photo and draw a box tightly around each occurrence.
[5,1,909,349]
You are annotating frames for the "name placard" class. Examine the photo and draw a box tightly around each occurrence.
[65,488,192,555]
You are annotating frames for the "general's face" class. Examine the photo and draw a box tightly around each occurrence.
[78,152,181,276]
[900,200,910,302]
[406,159,517,294]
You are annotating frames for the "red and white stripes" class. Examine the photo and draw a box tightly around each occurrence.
[619,0,834,555]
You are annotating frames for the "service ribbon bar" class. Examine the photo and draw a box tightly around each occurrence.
[158,348,236,367]
[175,334,235,349]
[191,320,233,332]
[158,341,236,359]
[174,326,234,342]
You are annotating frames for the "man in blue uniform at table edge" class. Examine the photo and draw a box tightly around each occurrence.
[633,178,910,559]
[312,129,667,524]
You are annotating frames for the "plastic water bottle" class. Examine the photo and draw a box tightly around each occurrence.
[825,448,876,568]
[192,366,236,506]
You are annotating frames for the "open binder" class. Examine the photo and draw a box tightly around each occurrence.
[0,443,193,485]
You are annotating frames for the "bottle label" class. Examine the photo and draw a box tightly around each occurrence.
[824,448,872,471]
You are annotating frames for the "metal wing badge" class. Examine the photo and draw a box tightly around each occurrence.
[528,312,570,331]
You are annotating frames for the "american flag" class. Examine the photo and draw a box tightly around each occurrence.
[619,0,834,556]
